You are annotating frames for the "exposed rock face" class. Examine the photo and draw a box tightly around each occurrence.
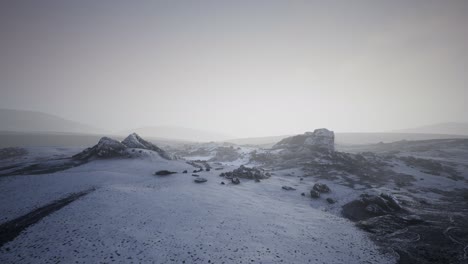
[341,193,403,221]
[73,137,127,160]
[219,165,271,180]
[273,128,335,152]
[73,133,171,160]
[122,133,172,160]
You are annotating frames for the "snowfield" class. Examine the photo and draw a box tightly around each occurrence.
[0,149,395,264]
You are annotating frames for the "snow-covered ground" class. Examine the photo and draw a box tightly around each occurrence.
[0,148,395,264]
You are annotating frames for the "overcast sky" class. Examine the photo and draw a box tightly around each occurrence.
[1,0,467,137]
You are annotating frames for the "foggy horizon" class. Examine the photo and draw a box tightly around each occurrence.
[2,0,468,138]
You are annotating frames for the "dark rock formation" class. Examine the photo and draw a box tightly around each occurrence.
[220,165,271,180]
[73,137,127,160]
[194,177,207,183]
[231,178,240,184]
[310,190,320,198]
[342,193,403,221]
[313,183,331,193]
[155,170,177,176]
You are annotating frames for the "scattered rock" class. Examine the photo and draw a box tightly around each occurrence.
[192,174,199,177]
[326,198,336,204]
[221,182,225,185]
[155,170,177,176]
[301,192,305,196]
[310,190,320,198]
[182,170,188,173]
[282,186,296,191]
[254,179,261,183]
[313,183,330,193]
[220,165,270,180]
[231,178,240,184]
[194,177,207,183]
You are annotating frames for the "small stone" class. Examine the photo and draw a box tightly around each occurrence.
[194,177,207,183]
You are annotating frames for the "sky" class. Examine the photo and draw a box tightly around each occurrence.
[1,0,467,137]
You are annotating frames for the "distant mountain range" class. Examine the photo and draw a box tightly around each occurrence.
[392,122,468,136]
[0,109,104,134]
[118,126,233,142]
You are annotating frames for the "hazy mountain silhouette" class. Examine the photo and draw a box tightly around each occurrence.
[118,126,233,142]
[0,109,103,134]
[393,122,468,135]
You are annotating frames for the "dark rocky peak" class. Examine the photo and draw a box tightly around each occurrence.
[73,137,127,160]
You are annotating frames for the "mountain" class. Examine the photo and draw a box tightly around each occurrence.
[118,126,233,142]
[392,122,468,135]
[0,109,103,134]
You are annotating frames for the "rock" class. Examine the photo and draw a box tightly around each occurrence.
[221,181,225,185]
[122,133,172,159]
[231,177,240,184]
[192,174,199,177]
[220,165,270,180]
[73,134,172,161]
[273,128,335,152]
[313,183,330,193]
[73,137,127,160]
[254,179,261,182]
[155,170,176,176]
[194,177,207,183]
[282,186,296,191]
[342,193,404,221]
[182,170,188,173]
[300,177,303,181]
[326,198,336,204]
[301,192,305,196]
[310,190,320,198]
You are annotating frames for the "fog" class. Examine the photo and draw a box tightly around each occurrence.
[1,0,467,137]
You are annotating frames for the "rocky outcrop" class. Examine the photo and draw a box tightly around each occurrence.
[73,133,171,161]
[273,128,335,152]
[122,133,172,160]
[341,193,403,221]
[220,165,271,180]
[73,137,127,160]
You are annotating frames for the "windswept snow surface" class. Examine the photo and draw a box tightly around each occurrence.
[0,152,394,263]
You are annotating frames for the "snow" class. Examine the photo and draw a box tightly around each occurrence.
[0,148,395,264]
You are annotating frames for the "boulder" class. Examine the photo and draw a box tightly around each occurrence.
[155,170,176,176]
[282,186,296,191]
[342,193,404,221]
[231,177,240,184]
[313,183,331,193]
[194,177,208,183]
[326,198,336,204]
